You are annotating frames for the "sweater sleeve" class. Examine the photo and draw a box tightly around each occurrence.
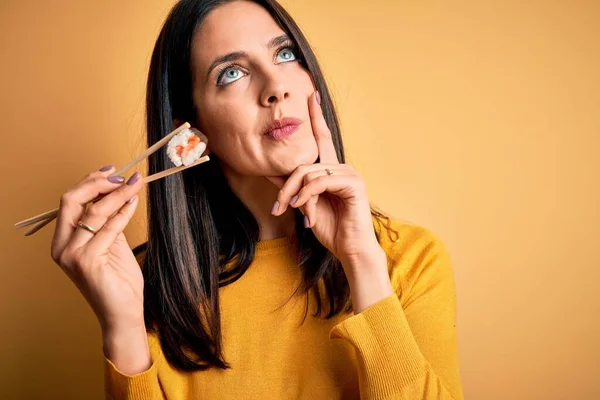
[103,331,166,400]
[329,224,464,400]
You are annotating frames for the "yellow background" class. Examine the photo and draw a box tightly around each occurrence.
[1,1,599,398]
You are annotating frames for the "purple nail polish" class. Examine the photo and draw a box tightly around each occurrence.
[108,176,125,184]
[316,91,321,105]
[100,164,113,172]
[126,172,141,185]
[304,215,310,228]
[290,195,298,206]
[271,200,280,215]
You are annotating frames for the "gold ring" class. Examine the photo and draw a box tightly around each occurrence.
[77,220,97,235]
[325,168,333,176]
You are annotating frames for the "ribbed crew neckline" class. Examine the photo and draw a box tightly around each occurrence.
[255,235,295,256]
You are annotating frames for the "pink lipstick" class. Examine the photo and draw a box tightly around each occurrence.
[264,117,303,141]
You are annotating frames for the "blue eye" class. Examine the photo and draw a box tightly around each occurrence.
[276,47,297,63]
[215,45,299,87]
[217,66,246,86]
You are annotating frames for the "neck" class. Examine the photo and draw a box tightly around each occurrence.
[222,165,296,241]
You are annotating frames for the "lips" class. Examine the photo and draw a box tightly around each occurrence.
[264,117,303,141]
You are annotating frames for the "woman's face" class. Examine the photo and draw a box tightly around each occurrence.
[190,0,319,178]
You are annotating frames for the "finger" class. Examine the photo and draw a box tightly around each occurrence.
[296,170,325,226]
[291,174,359,209]
[84,194,139,257]
[272,164,342,216]
[309,91,339,164]
[68,172,143,250]
[52,166,121,261]
[304,195,318,228]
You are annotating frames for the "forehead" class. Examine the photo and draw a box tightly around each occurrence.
[192,1,285,67]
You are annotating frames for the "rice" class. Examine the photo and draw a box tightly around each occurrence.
[166,127,208,167]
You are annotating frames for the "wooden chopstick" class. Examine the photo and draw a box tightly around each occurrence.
[14,122,192,229]
[23,216,55,237]
[16,121,211,238]
[22,155,210,236]
[141,155,209,184]
[111,122,192,178]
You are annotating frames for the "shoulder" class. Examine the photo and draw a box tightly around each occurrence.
[373,215,456,302]
[373,215,450,267]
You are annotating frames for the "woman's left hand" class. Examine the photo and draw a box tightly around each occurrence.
[267,91,385,271]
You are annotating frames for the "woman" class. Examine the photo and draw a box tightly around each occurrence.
[50,0,463,398]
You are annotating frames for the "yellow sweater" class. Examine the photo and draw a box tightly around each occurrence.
[104,220,463,399]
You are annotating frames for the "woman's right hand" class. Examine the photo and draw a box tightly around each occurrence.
[50,166,145,336]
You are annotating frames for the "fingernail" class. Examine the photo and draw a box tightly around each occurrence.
[126,172,141,185]
[127,195,138,204]
[99,164,114,172]
[315,91,321,105]
[290,195,298,206]
[304,215,310,228]
[271,200,280,215]
[108,176,125,184]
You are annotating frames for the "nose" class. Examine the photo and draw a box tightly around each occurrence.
[260,73,289,107]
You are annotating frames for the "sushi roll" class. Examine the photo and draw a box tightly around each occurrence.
[166,127,208,167]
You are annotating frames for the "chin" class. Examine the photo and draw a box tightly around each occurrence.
[274,149,319,176]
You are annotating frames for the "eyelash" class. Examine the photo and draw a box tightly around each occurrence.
[216,41,301,87]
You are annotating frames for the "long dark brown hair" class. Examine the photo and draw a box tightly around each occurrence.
[135,0,394,371]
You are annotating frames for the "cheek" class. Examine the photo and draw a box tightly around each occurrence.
[198,101,251,153]
[290,66,316,96]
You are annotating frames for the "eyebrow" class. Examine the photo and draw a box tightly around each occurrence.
[205,34,292,81]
